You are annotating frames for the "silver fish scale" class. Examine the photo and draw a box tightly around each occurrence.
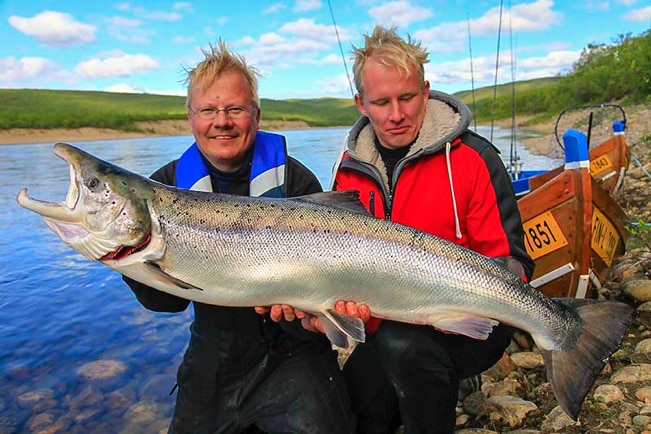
[151,188,579,349]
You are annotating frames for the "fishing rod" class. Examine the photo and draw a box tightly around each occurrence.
[327,0,356,190]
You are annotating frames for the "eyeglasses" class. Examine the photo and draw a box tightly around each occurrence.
[191,106,256,120]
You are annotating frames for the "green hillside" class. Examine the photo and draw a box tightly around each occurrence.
[0,88,359,131]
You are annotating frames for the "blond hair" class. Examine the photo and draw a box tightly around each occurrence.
[352,25,429,97]
[184,39,260,110]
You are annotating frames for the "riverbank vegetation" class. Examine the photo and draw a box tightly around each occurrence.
[0,29,648,133]
[457,29,650,124]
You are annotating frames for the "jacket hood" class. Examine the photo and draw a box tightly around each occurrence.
[345,90,473,162]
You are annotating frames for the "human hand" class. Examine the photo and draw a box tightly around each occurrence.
[254,300,371,334]
[254,304,306,322]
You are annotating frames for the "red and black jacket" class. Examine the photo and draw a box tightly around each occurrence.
[333,91,534,332]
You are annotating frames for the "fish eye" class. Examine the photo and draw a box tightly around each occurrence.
[86,177,100,189]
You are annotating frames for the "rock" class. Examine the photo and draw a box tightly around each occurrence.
[484,395,537,427]
[540,406,581,432]
[636,338,651,354]
[78,359,128,381]
[66,385,104,409]
[482,377,522,398]
[510,352,544,369]
[623,279,651,302]
[17,388,54,408]
[456,413,471,426]
[462,390,486,417]
[633,414,651,428]
[107,385,137,410]
[455,429,498,434]
[593,384,625,403]
[483,353,517,381]
[124,402,160,425]
[636,386,651,403]
[611,363,651,383]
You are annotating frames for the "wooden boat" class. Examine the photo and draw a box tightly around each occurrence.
[516,128,628,299]
[511,104,630,198]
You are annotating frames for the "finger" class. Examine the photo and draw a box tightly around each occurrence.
[300,315,320,333]
[281,304,296,321]
[254,306,270,315]
[294,309,307,319]
[270,305,283,322]
[345,301,359,317]
[358,304,371,323]
[335,300,347,313]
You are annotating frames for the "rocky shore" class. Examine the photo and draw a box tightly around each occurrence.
[453,104,651,433]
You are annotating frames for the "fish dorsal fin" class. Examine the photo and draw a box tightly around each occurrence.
[292,190,370,215]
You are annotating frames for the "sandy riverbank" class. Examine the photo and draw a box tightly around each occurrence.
[0,119,312,146]
[1,106,647,157]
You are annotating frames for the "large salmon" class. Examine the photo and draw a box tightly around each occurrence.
[17,143,635,420]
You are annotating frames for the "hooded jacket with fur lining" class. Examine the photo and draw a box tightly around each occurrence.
[333,91,534,331]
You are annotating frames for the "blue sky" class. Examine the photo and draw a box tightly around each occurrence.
[1,0,650,100]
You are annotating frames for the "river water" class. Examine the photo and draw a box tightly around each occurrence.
[0,126,556,432]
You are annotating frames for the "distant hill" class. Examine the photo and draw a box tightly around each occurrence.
[0,88,359,131]
[0,76,592,132]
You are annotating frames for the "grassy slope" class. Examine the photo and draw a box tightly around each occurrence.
[1,78,563,131]
[0,89,359,130]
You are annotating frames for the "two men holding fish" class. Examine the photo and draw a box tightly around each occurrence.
[17,25,635,434]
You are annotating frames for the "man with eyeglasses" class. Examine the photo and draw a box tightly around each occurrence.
[122,40,355,433]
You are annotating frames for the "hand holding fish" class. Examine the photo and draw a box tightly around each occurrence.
[255,301,371,334]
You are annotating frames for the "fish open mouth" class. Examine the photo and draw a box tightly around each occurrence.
[16,146,82,224]
[17,143,152,262]
[100,233,152,261]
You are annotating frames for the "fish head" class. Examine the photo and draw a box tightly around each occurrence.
[16,143,155,262]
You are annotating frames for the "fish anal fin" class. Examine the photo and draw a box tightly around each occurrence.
[434,316,499,340]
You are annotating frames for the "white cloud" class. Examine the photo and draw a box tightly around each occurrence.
[0,57,59,81]
[173,36,195,44]
[368,1,434,28]
[173,2,194,13]
[414,0,562,55]
[8,11,96,48]
[237,19,351,69]
[74,52,159,79]
[279,18,350,43]
[622,6,651,21]
[425,49,581,87]
[294,0,322,12]
[104,16,142,28]
[104,83,147,93]
[263,3,287,14]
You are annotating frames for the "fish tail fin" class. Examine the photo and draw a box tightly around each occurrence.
[540,299,636,420]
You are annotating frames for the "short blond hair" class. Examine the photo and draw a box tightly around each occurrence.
[352,25,429,97]
[184,39,260,110]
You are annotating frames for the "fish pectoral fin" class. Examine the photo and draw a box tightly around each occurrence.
[434,316,499,340]
[319,309,366,348]
[144,262,203,291]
